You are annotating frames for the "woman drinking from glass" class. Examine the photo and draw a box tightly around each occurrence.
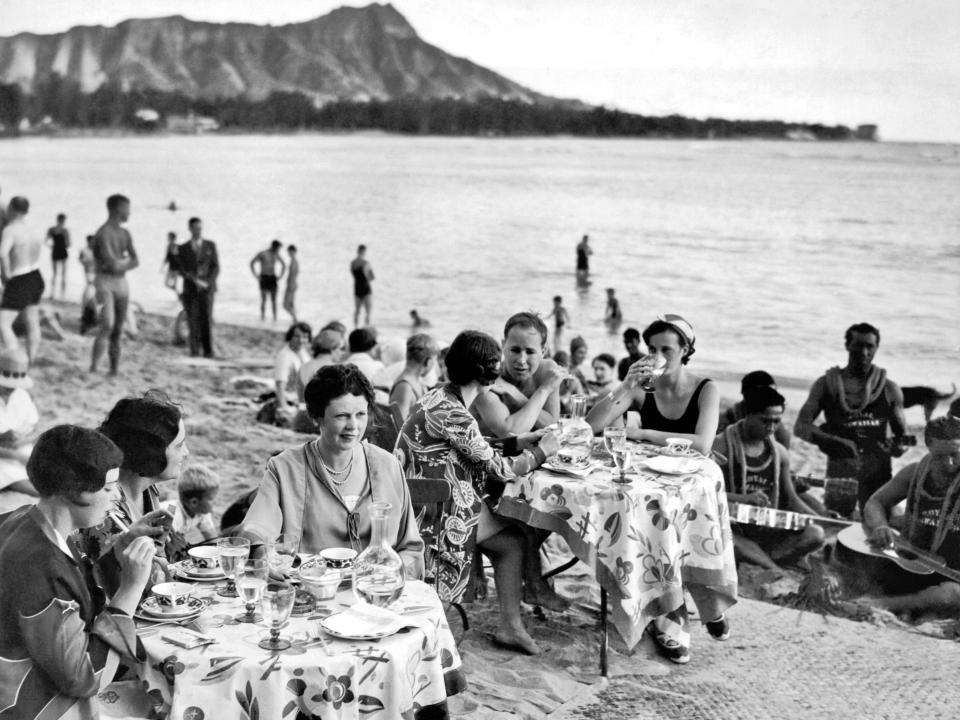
[241,363,424,577]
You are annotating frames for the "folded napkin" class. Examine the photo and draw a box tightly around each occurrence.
[322,603,406,637]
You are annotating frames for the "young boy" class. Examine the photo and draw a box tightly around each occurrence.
[168,465,220,548]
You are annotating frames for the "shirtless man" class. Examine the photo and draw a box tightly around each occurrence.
[605,287,623,325]
[545,295,569,354]
[472,312,568,610]
[575,234,592,284]
[282,244,299,323]
[795,323,910,516]
[714,386,825,572]
[351,244,374,326]
[250,240,286,322]
[89,194,139,375]
[860,408,960,614]
[45,213,70,299]
[617,327,644,381]
[0,197,45,362]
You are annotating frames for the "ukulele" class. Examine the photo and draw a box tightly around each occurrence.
[836,524,960,582]
[727,502,853,531]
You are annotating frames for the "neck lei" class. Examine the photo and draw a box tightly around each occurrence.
[905,456,960,553]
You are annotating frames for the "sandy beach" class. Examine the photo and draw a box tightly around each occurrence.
[24,303,953,719]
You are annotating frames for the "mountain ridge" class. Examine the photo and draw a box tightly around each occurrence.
[0,4,581,108]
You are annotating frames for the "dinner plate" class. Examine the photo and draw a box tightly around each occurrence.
[138,596,206,619]
[636,455,701,476]
[319,606,404,640]
[170,560,227,581]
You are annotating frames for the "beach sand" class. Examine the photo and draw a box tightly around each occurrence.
[24,304,954,719]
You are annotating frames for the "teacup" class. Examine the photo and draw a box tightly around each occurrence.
[666,437,693,455]
[152,582,193,608]
[299,563,341,601]
[320,547,357,571]
[188,546,220,570]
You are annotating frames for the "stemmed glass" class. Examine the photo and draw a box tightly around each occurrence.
[259,584,296,651]
[604,426,632,484]
[603,426,626,460]
[639,356,667,393]
[268,534,297,577]
[235,559,268,623]
[216,537,251,598]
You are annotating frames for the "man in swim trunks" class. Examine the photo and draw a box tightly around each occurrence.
[45,212,70,299]
[795,323,910,516]
[545,295,569,354]
[861,406,960,614]
[575,234,591,283]
[282,244,299,323]
[351,244,374,326]
[714,385,825,571]
[250,240,286,322]
[89,194,139,375]
[0,197,45,363]
[605,287,622,325]
[617,326,644,381]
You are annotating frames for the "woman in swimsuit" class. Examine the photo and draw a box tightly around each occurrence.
[587,313,719,454]
[389,333,438,420]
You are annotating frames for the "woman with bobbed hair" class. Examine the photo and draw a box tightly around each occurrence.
[79,390,189,594]
[396,330,560,655]
[0,425,155,720]
[241,363,424,576]
[588,314,719,454]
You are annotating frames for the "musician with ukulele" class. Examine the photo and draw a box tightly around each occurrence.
[859,408,960,613]
[714,386,826,572]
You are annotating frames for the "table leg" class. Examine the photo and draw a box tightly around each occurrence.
[600,587,608,678]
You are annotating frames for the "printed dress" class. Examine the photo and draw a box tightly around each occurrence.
[395,385,542,603]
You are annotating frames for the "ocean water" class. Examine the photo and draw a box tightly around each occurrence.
[1,134,957,396]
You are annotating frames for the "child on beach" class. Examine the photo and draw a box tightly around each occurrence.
[167,465,220,549]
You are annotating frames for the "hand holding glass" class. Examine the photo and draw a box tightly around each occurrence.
[268,534,297,576]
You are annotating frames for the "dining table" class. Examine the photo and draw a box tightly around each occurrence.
[496,441,738,668]
[136,578,465,720]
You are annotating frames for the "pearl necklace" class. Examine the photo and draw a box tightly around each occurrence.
[318,446,355,485]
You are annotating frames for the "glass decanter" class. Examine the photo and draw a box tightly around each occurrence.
[560,393,594,464]
[353,502,405,608]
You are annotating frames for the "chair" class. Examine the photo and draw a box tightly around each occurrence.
[364,402,404,452]
[406,477,469,642]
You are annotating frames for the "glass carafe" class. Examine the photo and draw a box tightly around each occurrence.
[560,394,594,464]
[353,502,405,608]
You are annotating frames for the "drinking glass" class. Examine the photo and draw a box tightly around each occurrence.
[602,426,626,460]
[639,356,667,393]
[235,559,268,622]
[216,537,251,598]
[259,584,296,651]
[268,534,297,576]
[611,445,633,484]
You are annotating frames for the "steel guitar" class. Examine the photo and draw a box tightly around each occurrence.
[727,502,853,531]
[836,525,960,583]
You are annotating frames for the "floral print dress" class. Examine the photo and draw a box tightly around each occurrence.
[395,385,542,603]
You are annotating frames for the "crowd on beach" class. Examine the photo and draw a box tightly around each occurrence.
[0,187,958,717]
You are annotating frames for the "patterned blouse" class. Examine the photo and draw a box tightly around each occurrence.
[395,385,543,603]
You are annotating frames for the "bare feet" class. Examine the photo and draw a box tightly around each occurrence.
[493,625,541,655]
[523,583,571,612]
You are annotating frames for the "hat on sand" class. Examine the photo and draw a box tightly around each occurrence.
[0,348,32,390]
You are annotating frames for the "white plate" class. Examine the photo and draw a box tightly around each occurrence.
[636,455,701,476]
[171,560,226,581]
[320,607,404,640]
[138,596,206,619]
[658,446,702,459]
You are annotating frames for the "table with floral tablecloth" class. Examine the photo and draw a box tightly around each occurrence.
[496,451,738,651]
[138,580,465,720]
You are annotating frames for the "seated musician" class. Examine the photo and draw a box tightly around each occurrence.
[713,386,825,572]
[471,312,568,610]
[587,314,719,454]
[860,408,960,614]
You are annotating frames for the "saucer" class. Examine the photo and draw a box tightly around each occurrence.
[139,596,206,619]
[171,560,226,581]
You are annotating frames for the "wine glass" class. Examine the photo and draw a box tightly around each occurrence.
[259,584,296,651]
[639,355,667,393]
[216,537,251,598]
[268,534,297,577]
[602,426,626,461]
[611,444,633,484]
[235,559,268,623]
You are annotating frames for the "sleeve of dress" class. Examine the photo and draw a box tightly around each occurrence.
[16,561,142,699]
[240,459,284,545]
[441,403,542,483]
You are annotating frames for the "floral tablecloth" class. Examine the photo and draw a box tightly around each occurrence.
[138,580,465,720]
[497,454,738,650]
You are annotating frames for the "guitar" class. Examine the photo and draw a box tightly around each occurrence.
[727,502,853,531]
[836,524,960,583]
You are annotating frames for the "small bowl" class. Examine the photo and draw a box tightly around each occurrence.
[152,582,194,608]
[300,563,341,601]
[665,437,693,454]
[188,546,220,570]
[320,547,357,570]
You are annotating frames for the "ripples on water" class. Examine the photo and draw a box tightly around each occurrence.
[1,135,957,391]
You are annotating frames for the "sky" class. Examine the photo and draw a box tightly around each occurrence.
[1,0,958,142]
